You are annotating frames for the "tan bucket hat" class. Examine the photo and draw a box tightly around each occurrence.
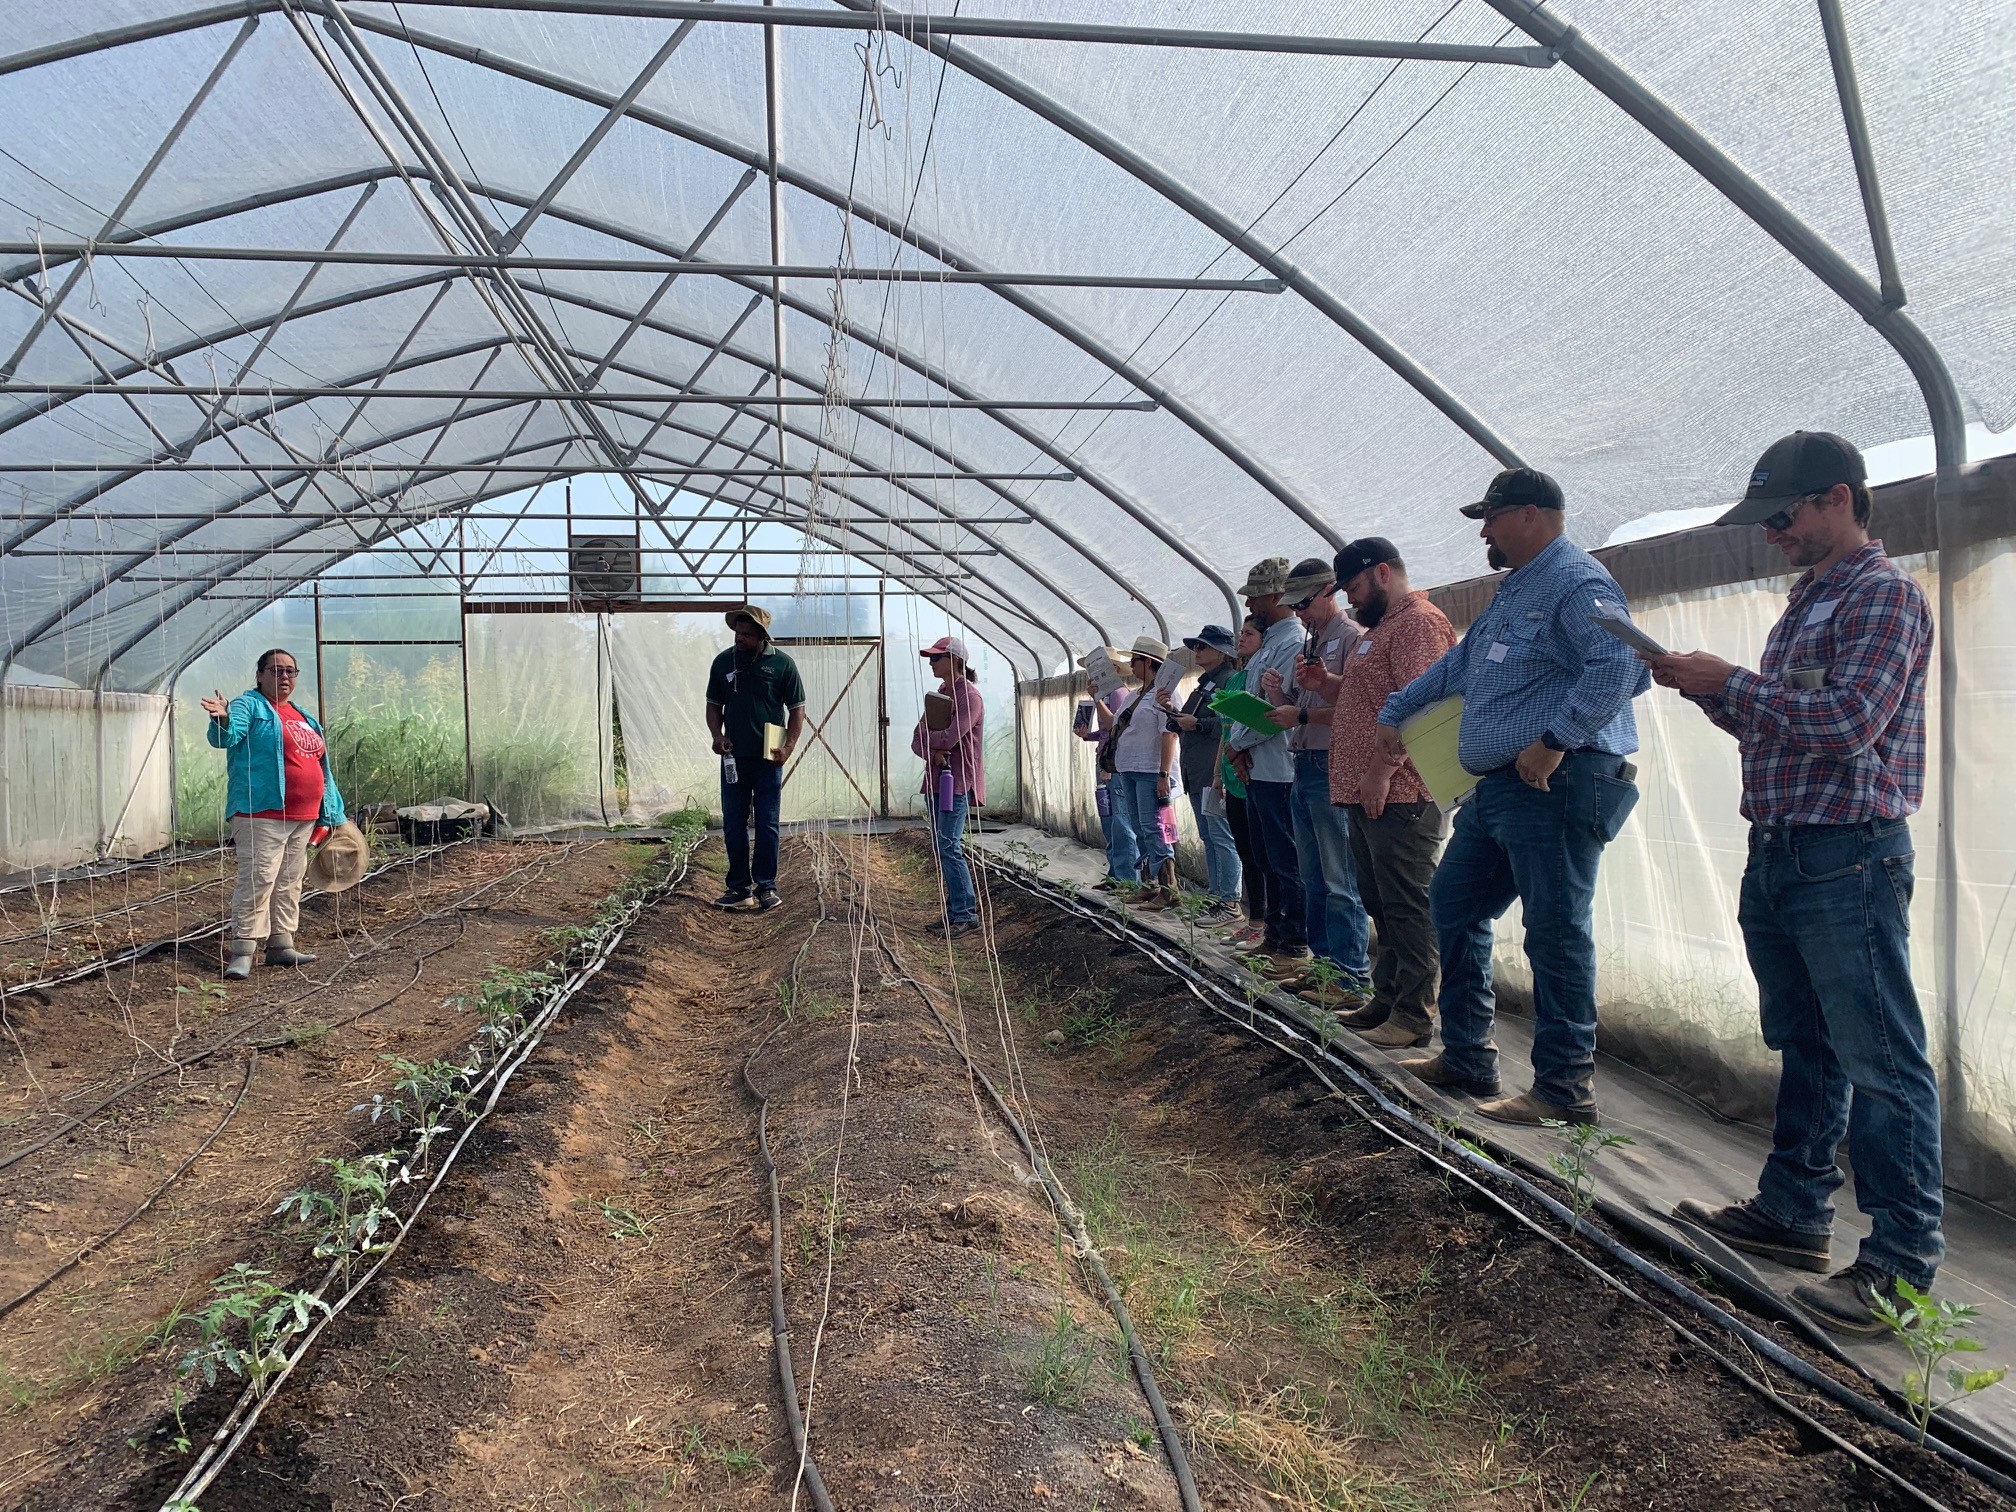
[724,604,773,634]
[308,821,369,895]
[1236,556,1291,598]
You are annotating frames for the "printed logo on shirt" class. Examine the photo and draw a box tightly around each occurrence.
[1356,639,1373,656]
[285,716,325,762]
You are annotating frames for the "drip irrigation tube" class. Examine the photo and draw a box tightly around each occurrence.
[844,852,1202,1512]
[0,836,479,1001]
[0,842,580,1173]
[0,1050,258,1324]
[159,837,702,1511]
[0,846,229,896]
[0,870,239,948]
[739,851,836,1512]
[977,850,2016,1507]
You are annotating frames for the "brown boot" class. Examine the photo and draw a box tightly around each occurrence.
[1395,1055,1500,1099]
[1360,1018,1431,1050]
[1136,859,1180,911]
[1476,1091,1597,1127]
[1337,1000,1389,1030]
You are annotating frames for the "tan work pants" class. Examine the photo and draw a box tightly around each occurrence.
[229,816,314,940]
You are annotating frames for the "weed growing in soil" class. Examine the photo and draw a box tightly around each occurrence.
[996,837,1052,879]
[588,1197,658,1241]
[177,1263,330,1394]
[1058,985,1132,1052]
[1542,1120,1633,1229]
[1027,1304,1104,1406]
[1872,1280,2008,1444]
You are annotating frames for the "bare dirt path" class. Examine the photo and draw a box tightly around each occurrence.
[0,839,654,1510]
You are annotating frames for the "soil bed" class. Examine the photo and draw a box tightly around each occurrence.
[17,832,2009,1511]
[0,837,655,1509]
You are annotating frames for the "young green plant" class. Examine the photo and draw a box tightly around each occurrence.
[1542,1119,1634,1230]
[1871,1280,2008,1445]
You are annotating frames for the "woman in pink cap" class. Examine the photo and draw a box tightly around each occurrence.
[911,637,985,939]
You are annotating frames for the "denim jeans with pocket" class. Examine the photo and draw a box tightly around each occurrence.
[721,755,783,893]
[1430,751,1638,1108]
[930,791,978,923]
[1742,818,1943,1287]
[1099,779,1139,882]
[1188,790,1242,903]
[1117,771,1173,873]
[1292,749,1370,980]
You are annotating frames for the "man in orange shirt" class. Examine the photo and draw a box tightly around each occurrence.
[1303,538,1457,1047]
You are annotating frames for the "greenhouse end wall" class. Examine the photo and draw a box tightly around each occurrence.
[1019,460,2016,1209]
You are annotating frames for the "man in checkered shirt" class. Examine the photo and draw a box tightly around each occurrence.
[1649,431,1942,1337]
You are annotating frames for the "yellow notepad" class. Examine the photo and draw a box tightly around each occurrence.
[763,722,787,761]
[1399,696,1477,811]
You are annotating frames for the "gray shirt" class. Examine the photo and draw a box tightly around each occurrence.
[1227,614,1304,783]
[1289,608,1360,753]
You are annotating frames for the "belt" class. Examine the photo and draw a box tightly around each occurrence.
[1749,815,1909,843]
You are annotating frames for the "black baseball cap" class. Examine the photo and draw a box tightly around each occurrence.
[1719,431,1866,525]
[1459,467,1564,519]
[1332,536,1401,584]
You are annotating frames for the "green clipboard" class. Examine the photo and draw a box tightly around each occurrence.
[1399,695,1478,810]
[1208,687,1285,736]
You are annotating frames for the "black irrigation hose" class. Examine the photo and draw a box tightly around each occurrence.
[161,839,702,1511]
[0,846,230,897]
[847,868,1202,1512]
[0,1050,259,1324]
[738,852,836,1512]
[0,837,478,1002]
[978,852,2016,1507]
[0,842,573,1173]
[0,871,240,949]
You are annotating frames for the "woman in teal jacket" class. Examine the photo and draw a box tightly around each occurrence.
[202,648,346,979]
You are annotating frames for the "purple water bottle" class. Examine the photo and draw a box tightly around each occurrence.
[936,764,956,813]
[1094,783,1113,819]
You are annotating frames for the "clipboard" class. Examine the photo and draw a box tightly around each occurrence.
[924,691,954,731]
[1208,687,1284,736]
[763,722,787,760]
[1399,695,1478,811]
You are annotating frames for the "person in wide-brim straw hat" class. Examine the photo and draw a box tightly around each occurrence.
[1100,634,1183,913]
[307,820,369,894]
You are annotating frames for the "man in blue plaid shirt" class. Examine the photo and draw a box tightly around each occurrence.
[1651,432,1942,1337]
[1375,469,1649,1128]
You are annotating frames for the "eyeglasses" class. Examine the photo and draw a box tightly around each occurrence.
[1287,587,1333,611]
[1761,492,1824,534]
[268,666,299,678]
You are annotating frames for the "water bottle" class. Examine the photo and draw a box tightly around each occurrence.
[1095,783,1112,819]
[936,765,956,813]
[721,750,738,786]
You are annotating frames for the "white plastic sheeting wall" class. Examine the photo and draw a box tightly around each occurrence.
[0,685,171,874]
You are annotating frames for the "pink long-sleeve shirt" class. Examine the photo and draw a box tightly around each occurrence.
[912,677,986,806]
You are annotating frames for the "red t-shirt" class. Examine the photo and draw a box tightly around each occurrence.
[252,701,327,822]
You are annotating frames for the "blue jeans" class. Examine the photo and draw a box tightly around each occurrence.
[931,791,978,923]
[1742,819,1943,1287]
[1188,790,1241,903]
[1430,752,1638,1108]
[1117,771,1173,872]
[721,756,783,893]
[1292,749,1370,981]
[1100,779,1138,882]
[1245,778,1306,951]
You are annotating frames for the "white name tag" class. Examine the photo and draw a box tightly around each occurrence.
[1356,639,1373,657]
[1803,598,1841,628]
[1487,642,1509,663]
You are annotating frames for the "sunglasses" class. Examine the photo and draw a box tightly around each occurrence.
[267,666,299,678]
[1287,586,1334,611]
[1760,492,1826,534]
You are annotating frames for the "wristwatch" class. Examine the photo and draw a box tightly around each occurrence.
[1540,732,1568,752]
[1297,708,1309,726]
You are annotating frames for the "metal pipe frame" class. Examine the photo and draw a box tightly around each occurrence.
[0,383,1156,408]
[0,464,1078,478]
[0,173,1189,651]
[0,241,1287,290]
[49,511,1039,525]
[130,432,1056,685]
[343,0,1561,65]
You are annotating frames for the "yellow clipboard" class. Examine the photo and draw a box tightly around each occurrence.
[1399,696,1477,811]
[763,722,787,761]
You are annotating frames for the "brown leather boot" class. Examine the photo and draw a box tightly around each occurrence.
[1137,859,1180,911]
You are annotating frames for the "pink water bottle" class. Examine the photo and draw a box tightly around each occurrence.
[936,765,957,813]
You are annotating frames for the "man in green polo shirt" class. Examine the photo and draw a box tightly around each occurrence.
[704,606,806,910]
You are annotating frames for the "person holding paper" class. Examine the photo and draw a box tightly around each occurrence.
[1649,431,1942,1336]
[1219,616,1272,945]
[704,606,805,912]
[912,636,986,940]
[1099,637,1183,909]
[1225,557,1311,970]
[1300,538,1458,1049]
[1077,648,1138,889]
[1162,624,1242,918]
[1373,469,1649,1126]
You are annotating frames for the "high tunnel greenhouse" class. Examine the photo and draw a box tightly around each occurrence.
[3,3,2016,1508]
